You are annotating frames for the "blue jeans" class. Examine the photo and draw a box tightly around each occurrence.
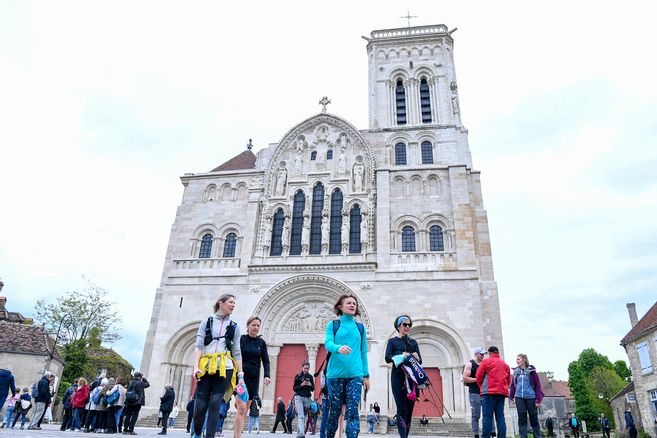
[469,393,482,435]
[248,415,259,432]
[4,405,15,425]
[482,394,506,438]
[319,396,329,438]
[326,377,363,438]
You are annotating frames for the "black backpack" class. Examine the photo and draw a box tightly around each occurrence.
[203,317,237,351]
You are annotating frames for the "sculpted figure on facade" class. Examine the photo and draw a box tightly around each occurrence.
[450,81,460,115]
[321,214,330,253]
[315,125,329,141]
[360,211,369,247]
[294,136,307,175]
[341,211,350,253]
[274,162,287,196]
[262,213,273,252]
[352,157,365,192]
[301,215,311,253]
[281,214,291,251]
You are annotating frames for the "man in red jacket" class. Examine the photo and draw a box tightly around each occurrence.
[476,346,511,438]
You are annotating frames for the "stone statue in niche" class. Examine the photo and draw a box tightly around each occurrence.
[281,214,291,250]
[321,214,330,253]
[262,213,272,250]
[337,149,347,174]
[360,211,368,245]
[294,137,307,175]
[315,125,329,141]
[352,156,365,192]
[450,81,460,115]
[301,217,311,252]
[341,211,350,252]
[274,162,287,196]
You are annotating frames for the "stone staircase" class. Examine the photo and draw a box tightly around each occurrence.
[138,413,472,436]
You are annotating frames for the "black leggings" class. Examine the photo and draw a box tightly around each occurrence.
[193,370,233,437]
[391,370,415,438]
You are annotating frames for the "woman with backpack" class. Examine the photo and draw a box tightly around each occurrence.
[509,354,544,438]
[191,294,245,438]
[105,377,124,433]
[385,315,422,438]
[324,294,370,438]
[84,377,108,432]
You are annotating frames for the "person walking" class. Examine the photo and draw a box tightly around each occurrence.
[624,409,637,438]
[236,316,271,435]
[168,402,179,429]
[568,414,581,438]
[27,370,52,430]
[324,294,370,438]
[190,294,245,438]
[272,396,288,433]
[2,392,20,428]
[9,387,31,429]
[599,413,610,438]
[463,348,486,438]
[293,360,315,438]
[545,417,554,437]
[510,354,543,438]
[248,394,262,433]
[366,404,376,434]
[475,346,510,438]
[384,315,421,438]
[158,384,175,435]
[59,379,78,431]
[122,371,150,435]
[185,398,194,433]
[0,365,16,415]
[286,398,296,435]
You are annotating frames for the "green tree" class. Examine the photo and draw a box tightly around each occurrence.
[568,360,597,427]
[34,278,122,347]
[613,360,631,382]
[588,366,626,427]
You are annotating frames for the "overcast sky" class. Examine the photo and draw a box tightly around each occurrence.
[1,0,656,381]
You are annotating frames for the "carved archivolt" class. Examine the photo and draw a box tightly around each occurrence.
[254,274,372,345]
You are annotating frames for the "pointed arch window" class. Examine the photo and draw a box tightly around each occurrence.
[395,79,407,125]
[420,77,432,123]
[327,149,333,160]
[401,226,416,252]
[329,189,343,254]
[309,183,325,254]
[310,151,317,161]
[349,204,362,254]
[429,225,444,251]
[421,141,434,164]
[223,233,237,257]
[395,143,407,165]
[270,208,284,256]
[290,190,305,255]
[199,233,213,258]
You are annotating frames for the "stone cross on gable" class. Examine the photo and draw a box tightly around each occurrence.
[319,96,331,113]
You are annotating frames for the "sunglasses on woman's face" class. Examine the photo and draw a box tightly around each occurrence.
[402,323,412,328]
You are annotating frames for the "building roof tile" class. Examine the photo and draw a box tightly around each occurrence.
[537,373,573,398]
[621,301,657,345]
[211,150,256,172]
[0,320,63,362]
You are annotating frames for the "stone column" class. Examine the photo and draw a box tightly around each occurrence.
[306,344,319,375]
[263,345,280,414]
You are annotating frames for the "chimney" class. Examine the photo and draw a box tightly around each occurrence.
[0,296,6,311]
[627,303,639,328]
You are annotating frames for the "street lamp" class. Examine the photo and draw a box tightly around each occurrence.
[47,313,73,371]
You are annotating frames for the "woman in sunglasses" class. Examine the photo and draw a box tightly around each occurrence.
[384,315,422,438]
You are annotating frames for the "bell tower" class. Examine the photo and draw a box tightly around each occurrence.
[365,25,462,130]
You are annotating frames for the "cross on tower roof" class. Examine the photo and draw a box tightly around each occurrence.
[400,10,418,27]
[319,96,331,113]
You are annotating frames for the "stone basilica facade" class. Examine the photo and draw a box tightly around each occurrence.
[141,24,503,420]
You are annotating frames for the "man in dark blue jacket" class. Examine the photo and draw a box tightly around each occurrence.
[27,371,52,430]
[60,380,78,431]
[0,365,17,414]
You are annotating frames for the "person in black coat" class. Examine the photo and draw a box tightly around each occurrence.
[123,371,150,434]
[272,396,288,433]
[158,384,176,435]
[185,398,195,433]
[60,380,78,431]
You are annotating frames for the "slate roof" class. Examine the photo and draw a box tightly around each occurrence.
[0,320,64,362]
[621,301,657,346]
[537,373,573,398]
[211,149,257,172]
[0,296,27,323]
[610,381,634,402]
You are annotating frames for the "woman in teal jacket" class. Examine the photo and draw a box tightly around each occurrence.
[324,294,370,438]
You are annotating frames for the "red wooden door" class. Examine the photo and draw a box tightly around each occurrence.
[275,344,308,406]
[313,345,328,400]
[413,367,443,417]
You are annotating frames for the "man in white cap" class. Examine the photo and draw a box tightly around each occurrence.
[463,348,486,438]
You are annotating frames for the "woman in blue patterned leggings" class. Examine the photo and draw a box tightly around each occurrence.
[324,294,370,438]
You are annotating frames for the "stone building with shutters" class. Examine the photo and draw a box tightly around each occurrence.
[140,23,504,421]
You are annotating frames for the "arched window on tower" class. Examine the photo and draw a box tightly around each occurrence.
[421,141,434,164]
[429,225,445,251]
[329,189,343,254]
[395,79,407,125]
[310,151,317,161]
[223,233,237,257]
[270,208,284,256]
[309,183,325,254]
[349,204,362,254]
[199,233,213,258]
[327,149,333,160]
[395,143,407,165]
[420,77,432,123]
[290,190,305,255]
[401,226,416,252]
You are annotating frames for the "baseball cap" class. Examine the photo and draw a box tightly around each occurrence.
[474,347,486,355]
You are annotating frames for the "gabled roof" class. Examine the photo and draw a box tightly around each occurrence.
[0,296,27,323]
[537,373,573,398]
[621,301,657,346]
[0,320,63,362]
[211,149,256,172]
[610,381,634,402]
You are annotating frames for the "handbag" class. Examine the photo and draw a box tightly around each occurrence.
[21,399,31,410]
